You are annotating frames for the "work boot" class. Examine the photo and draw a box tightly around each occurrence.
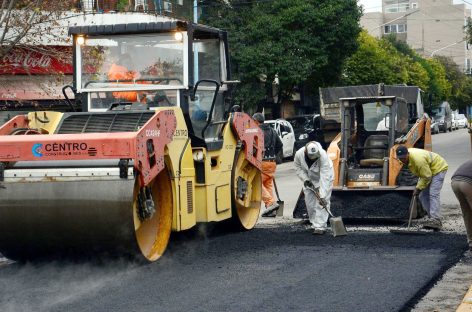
[423,218,442,231]
[312,228,326,235]
[298,219,311,225]
[262,203,279,217]
[412,216,431,224]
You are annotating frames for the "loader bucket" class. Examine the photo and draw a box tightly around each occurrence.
[294,186,416,221]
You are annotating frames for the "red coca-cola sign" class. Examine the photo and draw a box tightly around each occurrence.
[0,46,73,75]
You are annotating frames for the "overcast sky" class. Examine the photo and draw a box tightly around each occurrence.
[358,0,470,12]
[358,0,382,12]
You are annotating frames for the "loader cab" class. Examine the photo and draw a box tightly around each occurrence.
[70,21,232,150]
[340,96,408,171]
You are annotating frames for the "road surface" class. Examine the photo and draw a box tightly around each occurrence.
[0,129,470,312]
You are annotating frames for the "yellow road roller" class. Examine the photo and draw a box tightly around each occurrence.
[0,21,264,262]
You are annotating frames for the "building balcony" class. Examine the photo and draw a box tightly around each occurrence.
[74,0,191,19]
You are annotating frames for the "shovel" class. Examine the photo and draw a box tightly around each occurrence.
[274,179,284,217]
[308,187,347,237]
[390,194,427,235]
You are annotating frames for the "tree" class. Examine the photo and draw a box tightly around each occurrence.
[341,31,403,85]
[201,0,362,110]
[435,55,472,110]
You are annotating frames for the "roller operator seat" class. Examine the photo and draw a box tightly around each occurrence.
[359,135,388,167]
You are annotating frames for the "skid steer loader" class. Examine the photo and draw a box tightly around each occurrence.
[294,96,431,220]
[0,21,264,262]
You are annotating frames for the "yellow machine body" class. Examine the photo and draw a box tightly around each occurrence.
[0,21,263,262]
[324,96,432,219]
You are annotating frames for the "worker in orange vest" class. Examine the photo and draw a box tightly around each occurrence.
[108,53,141,102]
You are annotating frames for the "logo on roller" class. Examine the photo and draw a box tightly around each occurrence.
[32,143,43,157]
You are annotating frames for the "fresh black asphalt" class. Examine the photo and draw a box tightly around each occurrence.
[0,223,467,312]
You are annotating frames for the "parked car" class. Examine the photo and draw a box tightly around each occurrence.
[430,117,440,134]
[451,113,458,131]
[286,114,319,151]
[455,113,468,128]
[432,102,453,132]
[265,119,296,163]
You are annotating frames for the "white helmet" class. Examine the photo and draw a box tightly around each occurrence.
[305,142,320,160]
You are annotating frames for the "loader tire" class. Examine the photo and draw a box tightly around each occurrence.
[229,147,262,230]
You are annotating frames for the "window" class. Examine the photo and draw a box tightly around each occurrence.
[384,24,407,34]
[466,59,471,74]
[385,0,410,13]
[189,37,226,141]
[362,102,390,131]
[80,34,185,91]
[411,3,418,9]
[283,122,292,133]
[397,24,407,33]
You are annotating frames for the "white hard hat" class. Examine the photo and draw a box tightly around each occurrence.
[305,142,320,160]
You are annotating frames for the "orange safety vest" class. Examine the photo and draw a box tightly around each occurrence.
[108,63,139,102]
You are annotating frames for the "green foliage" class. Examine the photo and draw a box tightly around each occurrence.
[466,17,472,45]
[435,55,472,110]
[342,32,455,109]
[341,31,412,85]
[200,0,362,109]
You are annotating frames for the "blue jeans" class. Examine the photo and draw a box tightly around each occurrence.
[419,170,447,219]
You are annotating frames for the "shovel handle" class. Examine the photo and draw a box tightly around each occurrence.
[406,194,417,230]
[273,178,282,201]
[306,186,335,218]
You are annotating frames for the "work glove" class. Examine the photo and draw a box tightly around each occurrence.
[304,180,313,189]
[319,198,327,207]
[413,188,421,196]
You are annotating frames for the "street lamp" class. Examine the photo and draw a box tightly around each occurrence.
[430,40,465,57]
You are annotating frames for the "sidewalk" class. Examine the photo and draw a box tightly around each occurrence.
[457,283,472,312]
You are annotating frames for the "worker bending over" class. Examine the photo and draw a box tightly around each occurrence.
[396,146,448,231]
[294,141,334,235]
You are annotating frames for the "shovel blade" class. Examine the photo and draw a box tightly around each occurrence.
[329,216,347,237]
[276,201,284,217]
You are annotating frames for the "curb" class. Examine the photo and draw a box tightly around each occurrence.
[457,284,472,312]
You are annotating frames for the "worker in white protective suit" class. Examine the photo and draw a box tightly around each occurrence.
[293,141,334,235]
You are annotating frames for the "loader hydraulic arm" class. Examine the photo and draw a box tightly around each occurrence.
[388,116,432,186]
[394,116,432,151]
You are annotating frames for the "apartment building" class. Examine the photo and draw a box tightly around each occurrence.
[362,0,472,73]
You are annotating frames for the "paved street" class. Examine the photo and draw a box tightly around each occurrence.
[0,129,470,312]
[272,128,472,311]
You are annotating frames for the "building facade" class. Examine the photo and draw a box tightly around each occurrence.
[362,0,472,73]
